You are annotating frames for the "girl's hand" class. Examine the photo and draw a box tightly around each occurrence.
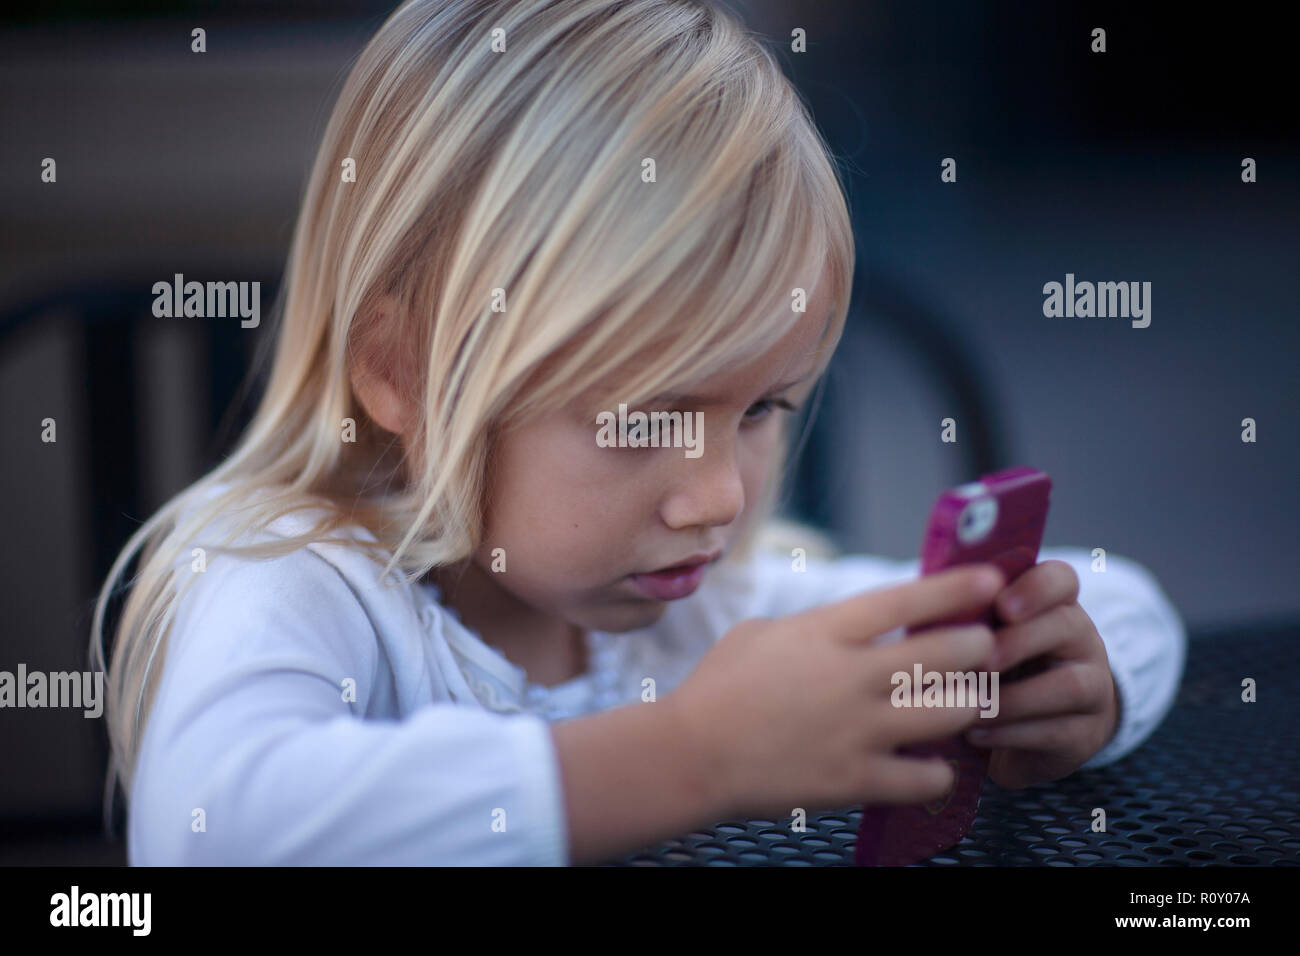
[666,565,1007,822]
[965,559,1121,789]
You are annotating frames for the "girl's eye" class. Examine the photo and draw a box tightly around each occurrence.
[742,398,797,425]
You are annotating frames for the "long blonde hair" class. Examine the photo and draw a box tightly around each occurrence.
[90,0,854,817]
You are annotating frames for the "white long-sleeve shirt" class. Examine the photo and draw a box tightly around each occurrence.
[127,489,1187,866]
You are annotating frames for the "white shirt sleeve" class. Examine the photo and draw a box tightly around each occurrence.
[127,548,569,866]
[740,545,1187,770]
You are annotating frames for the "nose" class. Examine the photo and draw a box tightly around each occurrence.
[658,430,746,531]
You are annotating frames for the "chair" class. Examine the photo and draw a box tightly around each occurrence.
[0,259,1008,863]
[0,273,277,863]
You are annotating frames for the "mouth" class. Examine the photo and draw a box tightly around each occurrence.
[626,550,722,602]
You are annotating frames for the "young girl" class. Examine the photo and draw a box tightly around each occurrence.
[92,0,1185,866]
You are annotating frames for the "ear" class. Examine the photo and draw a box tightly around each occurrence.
[348,295,410,436]
[350,364,408,435]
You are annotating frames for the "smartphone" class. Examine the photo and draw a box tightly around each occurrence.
[854,465,1052,866]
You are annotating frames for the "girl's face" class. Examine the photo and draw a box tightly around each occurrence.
[462,287,834,637]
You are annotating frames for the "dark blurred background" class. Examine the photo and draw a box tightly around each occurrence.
[1,1,1296,864]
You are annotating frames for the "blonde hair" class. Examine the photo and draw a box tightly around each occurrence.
[90,0,854,819]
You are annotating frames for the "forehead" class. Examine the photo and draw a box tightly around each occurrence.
[653,308,833,404]
[571,275,839,409]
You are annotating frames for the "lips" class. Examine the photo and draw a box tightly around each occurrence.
[627,550,721,601]
[648,551,720,574]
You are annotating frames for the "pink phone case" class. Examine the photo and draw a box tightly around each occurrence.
[854,465,1052,866]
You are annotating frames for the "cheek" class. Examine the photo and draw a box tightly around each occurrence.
[485,421,637,567]
[740,425,781,494]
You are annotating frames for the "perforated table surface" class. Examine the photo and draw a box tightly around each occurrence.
[602,621,1300,866]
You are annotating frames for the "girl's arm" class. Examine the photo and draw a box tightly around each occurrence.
[549,699,729,865]
[129,550,574,865]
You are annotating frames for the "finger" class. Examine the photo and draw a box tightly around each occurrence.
[995,559,1079,625]
[976,661,1109,726]
[867,754,960,805]
[964,713,1095,751]
[812,564,1005,643]
[883,699,989,746]
[992,602,1095,672]
[877,623,996,681]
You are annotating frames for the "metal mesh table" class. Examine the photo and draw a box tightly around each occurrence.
[603,621,1300,866]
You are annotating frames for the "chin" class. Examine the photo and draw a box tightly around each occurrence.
[587,600,669,634]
